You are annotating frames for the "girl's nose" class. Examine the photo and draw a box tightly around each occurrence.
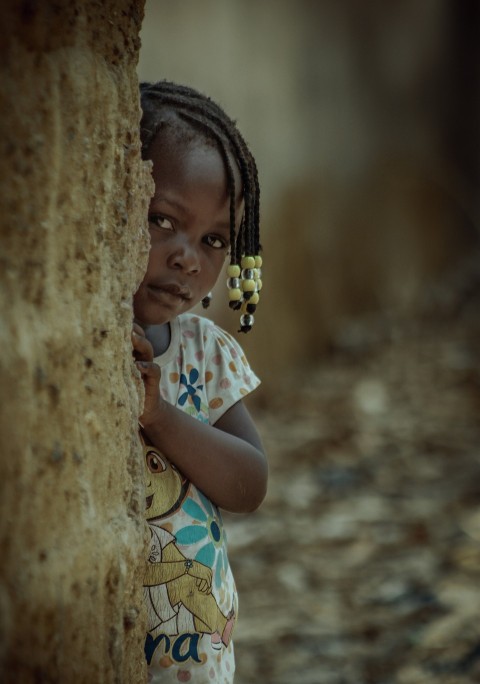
[168,240,201,274]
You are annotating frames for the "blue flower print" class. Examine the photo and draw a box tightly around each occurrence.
[178,367,203,413]
[175,491,229,589]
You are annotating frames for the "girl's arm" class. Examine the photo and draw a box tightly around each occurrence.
[133,329,268,514]
[140,391,267,513]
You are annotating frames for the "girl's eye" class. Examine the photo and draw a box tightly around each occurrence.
[204,235,228,250]
[149,214,174,231]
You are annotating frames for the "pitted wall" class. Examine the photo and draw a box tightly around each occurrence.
[0,2,152,681]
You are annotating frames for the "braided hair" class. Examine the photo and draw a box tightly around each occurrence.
[139,80,262,333]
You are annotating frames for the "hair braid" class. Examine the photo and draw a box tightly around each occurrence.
[139,80,262,332]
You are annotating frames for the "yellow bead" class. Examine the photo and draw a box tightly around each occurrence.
[228,288,242,301]
[226,264,241,278]
[254,255,263,268]
[256,278,263,291]
[249,292,260,305]
[241,255,255,269]
[240,301,249,314]
[241,279,256,292]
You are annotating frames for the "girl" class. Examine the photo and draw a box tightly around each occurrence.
[132,81,267,683]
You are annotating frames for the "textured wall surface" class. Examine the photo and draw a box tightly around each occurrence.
[0,1,152,681]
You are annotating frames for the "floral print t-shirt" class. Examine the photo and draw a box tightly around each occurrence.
[142,313,260,684]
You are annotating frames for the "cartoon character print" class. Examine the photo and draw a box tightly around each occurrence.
[142,436,236,669]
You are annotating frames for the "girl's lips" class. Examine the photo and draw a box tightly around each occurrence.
[147,283,191,302]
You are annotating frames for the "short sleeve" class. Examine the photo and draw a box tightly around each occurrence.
[204,324,260,425]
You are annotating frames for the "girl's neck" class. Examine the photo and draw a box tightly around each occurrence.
[142,322,171,357]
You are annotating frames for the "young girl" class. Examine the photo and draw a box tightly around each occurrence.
[132,81,267,683]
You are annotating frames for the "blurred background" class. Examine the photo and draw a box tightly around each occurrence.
[138,2,480,682]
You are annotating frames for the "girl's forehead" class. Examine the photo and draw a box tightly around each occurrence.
[149,126,243,202]
[152,111,219,152]
[150,112,236,166]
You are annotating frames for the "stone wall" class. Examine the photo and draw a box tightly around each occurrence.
[0,1,152,681]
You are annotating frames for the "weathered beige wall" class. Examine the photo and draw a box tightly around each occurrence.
[0,1,152,681]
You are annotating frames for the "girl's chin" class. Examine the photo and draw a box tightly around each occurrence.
[134,314,171,327]
[133,300,171,327]
[133,291,201,326]
[133,306,193,327]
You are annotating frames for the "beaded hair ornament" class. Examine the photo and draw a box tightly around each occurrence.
[139,80,262,333]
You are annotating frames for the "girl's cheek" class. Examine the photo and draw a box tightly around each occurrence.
[148,242,166,263]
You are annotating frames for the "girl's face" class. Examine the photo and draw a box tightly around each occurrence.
[134,133,243,326]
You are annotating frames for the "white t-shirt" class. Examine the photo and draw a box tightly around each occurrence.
[143,313,260,684]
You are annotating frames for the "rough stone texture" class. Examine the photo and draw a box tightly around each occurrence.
[0,1,152,682]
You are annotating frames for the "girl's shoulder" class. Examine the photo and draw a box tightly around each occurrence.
[176,312,259,382]
[176,313,260,423]
[177,312,217,338]
[176,313,241,353]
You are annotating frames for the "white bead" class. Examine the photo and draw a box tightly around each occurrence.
[240,314,254,327]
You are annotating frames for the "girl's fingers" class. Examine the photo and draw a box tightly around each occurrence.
[136,361,161,380]
[136,362,162,425]
[132,331,154,362]
[133,322,145,337]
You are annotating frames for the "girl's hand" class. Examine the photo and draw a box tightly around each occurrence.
[132,323,153,362]
[132,325,162,425]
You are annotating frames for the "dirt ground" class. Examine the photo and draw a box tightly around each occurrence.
[226,266,480,684]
